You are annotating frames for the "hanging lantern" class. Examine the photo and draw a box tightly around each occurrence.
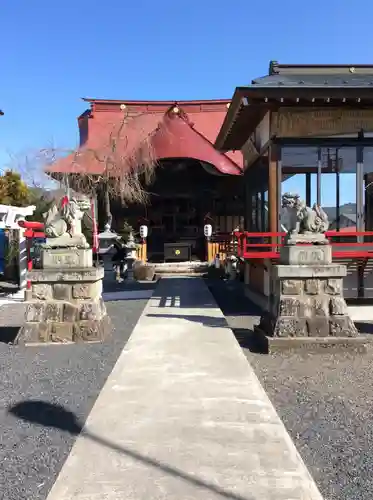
[204,224,212,238]
[139,225,148,239]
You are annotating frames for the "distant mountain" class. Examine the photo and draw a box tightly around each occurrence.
[323,203,356,223]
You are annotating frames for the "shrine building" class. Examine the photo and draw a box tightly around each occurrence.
[215,61,373,300]
[48,99,244,262]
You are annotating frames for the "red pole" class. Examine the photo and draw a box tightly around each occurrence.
[26,235,33,289]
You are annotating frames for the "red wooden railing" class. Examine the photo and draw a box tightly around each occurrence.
[18,221,45,288]
[233,231,373,260]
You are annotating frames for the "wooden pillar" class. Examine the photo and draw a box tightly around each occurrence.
[268,144,280,234]
[207,240,213,262]
[137,240,147,262]
[305,173,311,208]
[142,241,147,262]
[244,173,250,231]
[365,173,373,232]
[260,190,266,230]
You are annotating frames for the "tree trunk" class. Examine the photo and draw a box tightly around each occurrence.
[104,183,112,229]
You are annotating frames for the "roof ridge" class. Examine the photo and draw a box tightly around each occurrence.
[82,98,231,105]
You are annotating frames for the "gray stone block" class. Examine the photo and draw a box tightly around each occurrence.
[32,283,53,300]
[281,279,302,295]
[330,316,358,337]
[325,278,343,295]
[304,296,329,317]
[73,315,111,342]
[273,317,307,337]
[28,266,104,283]
[26,303,45,322]
[79,302,102,321]
[63,303,79,322]
[50,323,74,342]
[45,303,62,322]
[16,323,50,344]
[263,336,370,354]
[307,317,329,336]
[275,264,347,279]
[330,297,348,315]
[278,297,300,316]
[280,244,332,265]
[41,248,93,269]
[72,282,100,300]
[53,284,72,301]
[304,279,321,295]
[98,297,107,316]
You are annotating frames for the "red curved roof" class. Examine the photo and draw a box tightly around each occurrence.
[47,100,243,176]
[152,110,240,174]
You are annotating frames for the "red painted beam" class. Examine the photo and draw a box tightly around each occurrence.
[18,220,44,230]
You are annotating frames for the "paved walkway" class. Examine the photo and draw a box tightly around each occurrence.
[46,277,323,500]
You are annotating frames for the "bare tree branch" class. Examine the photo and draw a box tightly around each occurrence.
[14,110,162,227]
[44,110,160,208]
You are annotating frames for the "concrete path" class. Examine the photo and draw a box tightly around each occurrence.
[46,277,323,500]
[102,289,154,301]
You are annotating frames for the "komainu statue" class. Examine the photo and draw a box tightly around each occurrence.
[282,192,329,245]
[43,196,91,248]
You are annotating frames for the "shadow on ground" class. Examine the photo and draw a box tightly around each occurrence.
[355,322,373,335]
[149,276,224,309]
[8,400,253,500]
[146,313,228,328]
[103,278,159,294]
[0,326,21,344]
[205,278,265,353]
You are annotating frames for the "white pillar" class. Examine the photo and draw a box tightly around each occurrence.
[18,228,27,289]
[0,204,36,290]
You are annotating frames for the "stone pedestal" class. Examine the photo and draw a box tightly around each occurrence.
[16,247,111,345]
[41,247,93,269]
[256,243,361,351]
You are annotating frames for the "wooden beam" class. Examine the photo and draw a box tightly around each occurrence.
[275,137,373,147]
[268,143,279,233]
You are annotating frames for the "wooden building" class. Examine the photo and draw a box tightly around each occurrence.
[216,61,373,298]
[48,99,244,262]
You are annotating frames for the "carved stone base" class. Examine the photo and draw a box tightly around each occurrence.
[255,244,360,350]
[41,247,93,269]
[285,232,329,246]
[280,244,332,265]
[43,234,89,249]
[16,266,112,345]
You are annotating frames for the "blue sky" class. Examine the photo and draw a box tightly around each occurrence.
[1,0,372,206]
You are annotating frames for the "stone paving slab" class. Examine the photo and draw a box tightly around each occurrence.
[46,277,323,500]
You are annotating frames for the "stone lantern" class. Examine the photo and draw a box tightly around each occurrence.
[98,223,120,272]
[124,231,137,281]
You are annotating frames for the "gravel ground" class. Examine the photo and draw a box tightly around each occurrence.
[0,295,150,500]
[207,278,373,500]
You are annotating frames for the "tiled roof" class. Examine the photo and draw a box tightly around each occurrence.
[252,73,373,88]
[47,104,243,176]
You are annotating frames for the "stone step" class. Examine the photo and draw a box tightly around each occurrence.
[154,262,209,274]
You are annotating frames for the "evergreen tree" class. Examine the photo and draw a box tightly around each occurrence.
[0,170,31,206]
